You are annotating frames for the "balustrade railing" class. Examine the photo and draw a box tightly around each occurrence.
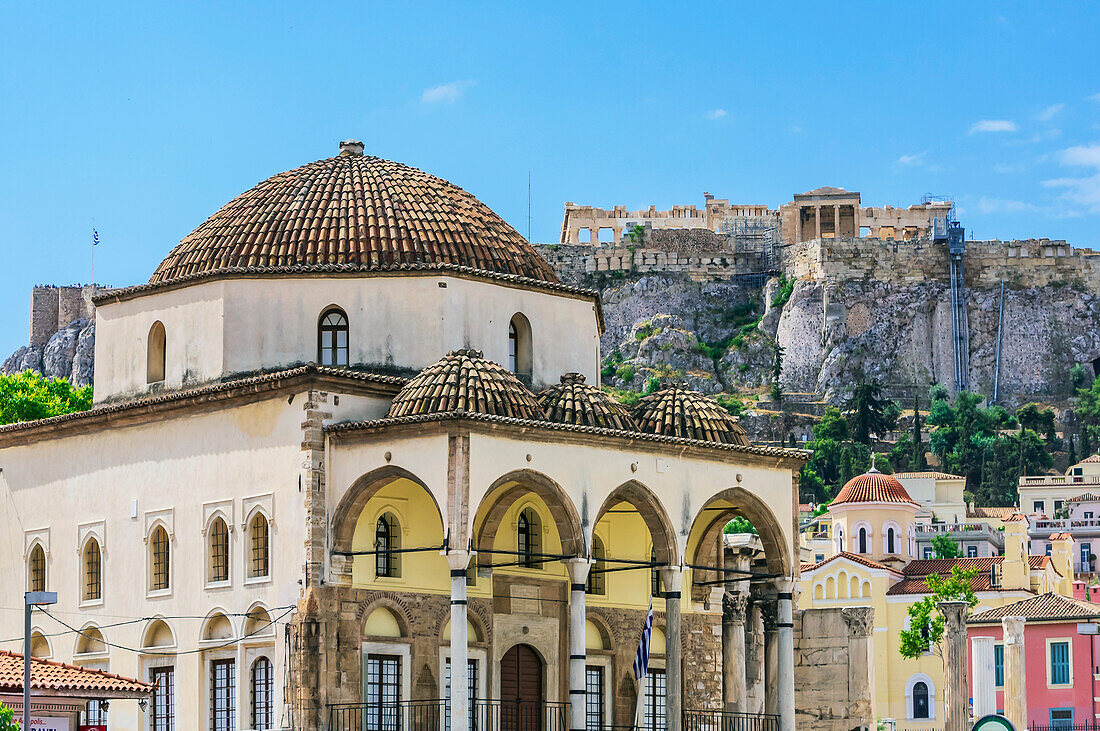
[328,699,569,731]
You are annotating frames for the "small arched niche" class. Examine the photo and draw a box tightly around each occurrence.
[202,612,235,642]
[147,321,166,384]
[143,619,176,650]
[30,631,51,659]
[243,606,275,638]
[75,626,106,656]
[585,620,610,651]
[363,607,404,639]
[441,617,482,644]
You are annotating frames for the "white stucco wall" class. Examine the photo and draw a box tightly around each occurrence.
[94,274,602,403]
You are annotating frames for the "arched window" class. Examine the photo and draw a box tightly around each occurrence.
[887,527,896,554]
[518,508,541,568]
[209,518,229,583]
[147,321,166,384]
[835,526,844,553]
[858,527,868,554]
[912,681,929,718]
[28,544,46,592]
[251,656,274,730]
[83,539,101,601]
[651,546,662,597]
[508,313,532,382]
[249,513,270,579]
[587,536,606,595]
[150,526,170,591]
[375,513,400,578]
[318,308,349,366]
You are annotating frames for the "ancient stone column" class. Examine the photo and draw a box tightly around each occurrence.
[843,607,875,726]
[1002,616,1027,730]
[660,566,683,731]
[564,558,591,731]
[815,206,822,239]
[722,592,749,711]
[447,550,472,731]
[940,601,969,731]
[762,600,779,717]
[971,635,996,718]
[776,580,796,731]
[833,204,840,237]
[745,602,765,714]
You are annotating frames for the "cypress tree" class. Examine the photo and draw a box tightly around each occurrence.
[910,393,927,471]
[1068,433,1077,467]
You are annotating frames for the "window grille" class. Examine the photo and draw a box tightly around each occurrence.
[210,659,236,731]
[251,657,273,730]
[210,519,229,583]
[151,527,170,591]
[84,540,101,601]
[29,545,45,592]
[250,514,270,578]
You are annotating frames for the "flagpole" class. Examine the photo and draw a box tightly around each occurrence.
[634,673,646,731]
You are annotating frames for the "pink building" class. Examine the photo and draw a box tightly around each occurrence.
[967,593,1100,727]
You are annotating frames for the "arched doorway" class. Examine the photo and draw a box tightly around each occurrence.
[500,644,543,731]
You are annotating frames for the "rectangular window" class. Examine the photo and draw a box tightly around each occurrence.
[1050,641,1070,685]
[1047,543,1053,556]
[1034,501,1045,513]
[84,699,107,725]
[150,666,175,731]
[444,658,478,731]
[644,670,666,731]
[1054,500,1064,513]
[1086,511,1094,520]
[994,644,1004,688]
[366,654,401,731]
[1050,708,1074,728]
[967,545,978,558]
[923,547,934,559]
[586,666,605,731]
[1083,543,1093,572]
[211,659,236,731]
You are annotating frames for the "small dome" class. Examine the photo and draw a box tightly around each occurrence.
[537,373,639,431]
[831,469,918,507]
[387,349,543,420]
[630,387,749,445]
[152,144,559,285]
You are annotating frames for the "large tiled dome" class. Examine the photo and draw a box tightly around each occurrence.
[151,140,559,285]
[831,469,918,507]
[537,373,639,430]
[387,349,543,420]
[631,387,750,446]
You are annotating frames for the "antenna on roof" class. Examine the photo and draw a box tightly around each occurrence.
[527,170,532,242]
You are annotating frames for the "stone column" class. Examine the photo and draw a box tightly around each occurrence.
[745,602,765,714]
[448,551,472,731]
[776,581,795,731]
[814,206,822,240]
[660,566,683,731]
[971,635,996,718]
[940,601,968,731]
[564,558,591,731]
[722,593,749,711]
[852,206,861,238]
[762,600,778,717]
[1003,616,1027,730]
[833,204,840,237]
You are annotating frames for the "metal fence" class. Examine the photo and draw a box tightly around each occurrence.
[1028,724,1098,731]
[683,709,781,731]
[328,699,569,731]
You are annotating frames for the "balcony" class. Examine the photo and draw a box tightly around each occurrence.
[916,522,1000,537]
[1019,475,1100,487]
[1032,518,1100,531]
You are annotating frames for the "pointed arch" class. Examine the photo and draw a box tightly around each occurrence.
[331,466,444,555]
[508,312,533,381]
[147,320,166,384]
[473,469,584,559]
[687,485,792,576]
[592,480,677,565]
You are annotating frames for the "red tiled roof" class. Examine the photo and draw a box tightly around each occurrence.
[1082,455,1100,464]
[1003,513,1030,523]
[1049,532,1075,541]
[968,593,1100,624]
[801,551,901,574]
[387,349,542,420]
[967,506,1017,519]
[1068,493,1100,503]
[151,147,560,285]
[536,373,638,430]
[886,556,1057,595]
[831,471,919,508]
[631,387,750,446]
[0,651,151,696]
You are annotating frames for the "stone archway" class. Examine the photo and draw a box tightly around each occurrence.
[472,469,584,561]
[331,465,445,554]
[591,480,678,565]
[687,485,792,579]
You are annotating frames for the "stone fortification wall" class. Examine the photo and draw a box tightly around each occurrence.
[3,284,102,386]
[30,285,99,348]
[794,606,874,730]
[534,244,763,284]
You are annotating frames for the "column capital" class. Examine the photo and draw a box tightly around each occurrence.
[773,578,795,597]
[562,557,591,585]
[1002,615,1026,644]
[723,592,749,623]
[760,600,778,632]
[446,550,473,572]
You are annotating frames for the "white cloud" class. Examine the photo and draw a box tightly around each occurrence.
[789,125,804,134]
[993,163,1025,174]
[977,196,1035,214]
[421,80,473,105]
[1041,143,1100,213]
[1088,93,1100,102]
[969,119,1018,134]
[1038,103,1065,121]
[705,109,728,120]
[897,151,926,166]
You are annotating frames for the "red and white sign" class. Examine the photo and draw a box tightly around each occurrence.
[14,716,70,731]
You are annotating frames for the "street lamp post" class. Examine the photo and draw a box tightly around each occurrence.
[24,591,57,731]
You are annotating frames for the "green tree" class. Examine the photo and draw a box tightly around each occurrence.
[1077,377,1100,453]
[1068,433,1077,467]
[898,565,978,660]
[723,517,757,535]
[0,370,93,425]
[931,533,962,558]
[910,394,928,470]
[0,702,15,731]
[1070,363,1092,391]
[816,407,851,442]
[770,339,785,403]
[844,382,897,445]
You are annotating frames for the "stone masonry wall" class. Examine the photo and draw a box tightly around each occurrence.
[794,606,874,731]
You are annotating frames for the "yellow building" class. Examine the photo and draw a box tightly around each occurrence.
[802,473,1070,727]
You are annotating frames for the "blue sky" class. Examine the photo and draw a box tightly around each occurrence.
[2,2,1099,358]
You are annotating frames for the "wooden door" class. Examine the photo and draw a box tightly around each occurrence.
[500,644,542,731]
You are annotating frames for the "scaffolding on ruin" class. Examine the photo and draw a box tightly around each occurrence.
[719,217,782,284]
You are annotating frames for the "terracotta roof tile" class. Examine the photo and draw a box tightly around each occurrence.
[387,349,542,420]
[967,506,1018,519]
[0,651,151,696]
[801,551,900,574]
[886,555,1057,595]
[968,592,1100,623]
[1068,493,1100,503]
[1049,532,1075,541]
[151,150,559,285]
[630,387,749,446]
[536,373,638,431]
[831,471,919,507]
[1082,455,1100,463]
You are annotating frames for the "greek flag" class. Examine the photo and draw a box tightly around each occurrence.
[632,599,654,680]
[92,229,99,246]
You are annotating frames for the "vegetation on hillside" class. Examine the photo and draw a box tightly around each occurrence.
[0,370,93,425]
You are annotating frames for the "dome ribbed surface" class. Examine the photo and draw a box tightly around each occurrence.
[151,151,559,284]
[536,373,639,430]
[831,471,918,507]
[630,387,749,445]
[387,349,543,419]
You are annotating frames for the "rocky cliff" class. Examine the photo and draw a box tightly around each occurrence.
[2,319,96,387]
